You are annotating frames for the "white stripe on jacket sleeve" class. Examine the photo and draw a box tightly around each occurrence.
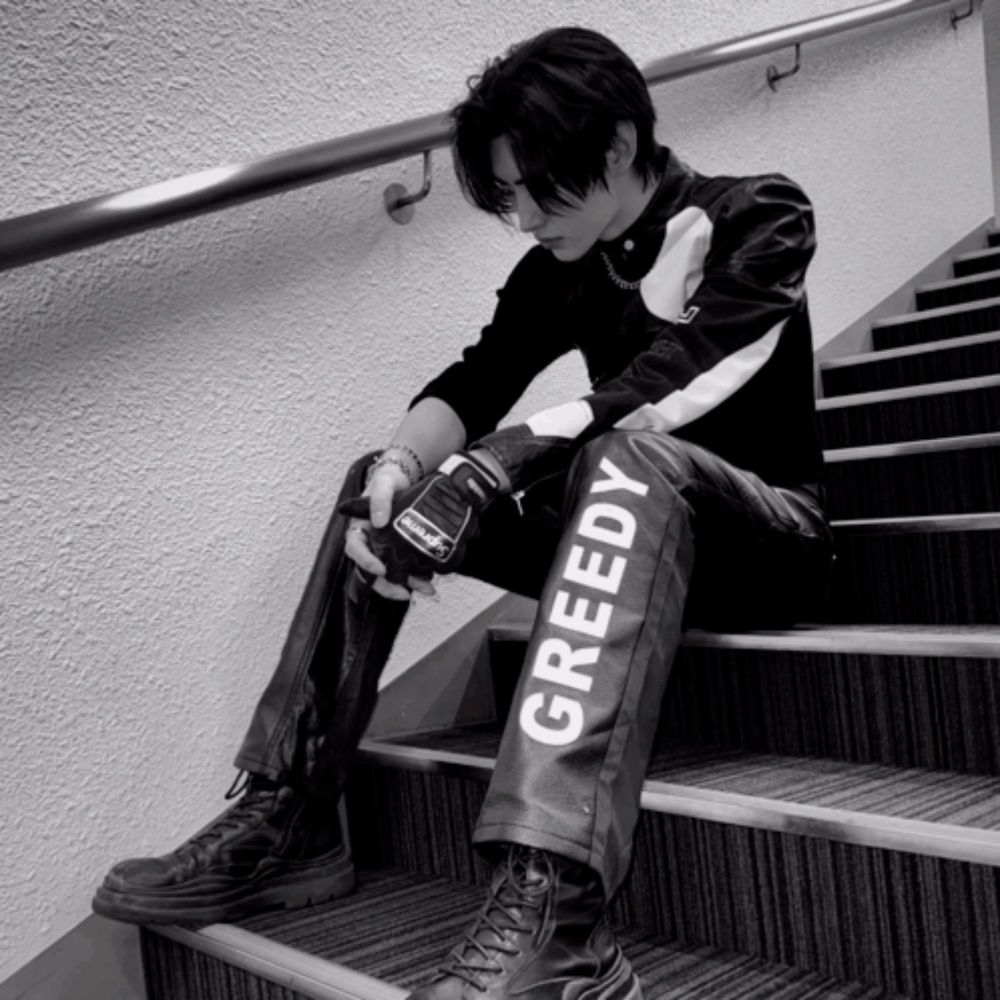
[616,318,786,434]
[525,399,595,439]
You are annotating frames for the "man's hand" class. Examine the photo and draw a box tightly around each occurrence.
[342,461,437,601]
[339,451,503,590]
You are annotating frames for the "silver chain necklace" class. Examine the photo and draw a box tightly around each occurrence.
[600,250,641,290]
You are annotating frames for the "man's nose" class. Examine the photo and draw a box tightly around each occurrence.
[515,192,544,233]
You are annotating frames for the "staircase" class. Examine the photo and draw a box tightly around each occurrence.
[140,228,1000,1000]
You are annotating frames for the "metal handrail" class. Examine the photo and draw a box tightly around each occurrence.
[0,0,968,273]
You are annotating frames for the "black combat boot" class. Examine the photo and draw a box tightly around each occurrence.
[92,774,353,925]
[409,845,641,1000]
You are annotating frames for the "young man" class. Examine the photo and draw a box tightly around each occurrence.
[94,26,833,1000]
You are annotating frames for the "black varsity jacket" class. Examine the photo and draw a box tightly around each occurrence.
[411,147,825,497]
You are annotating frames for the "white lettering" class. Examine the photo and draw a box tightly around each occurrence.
[563,544,627,595]
[550,590,613,639]
[520,693,584,746]
[531,638,598,693]
[591,457,650,497]
[579,503,636,549]
[517,458,652,748]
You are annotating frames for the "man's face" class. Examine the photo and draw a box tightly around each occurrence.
[489,136,618,262]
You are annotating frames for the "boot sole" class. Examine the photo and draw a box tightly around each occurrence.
[91,851,355,926]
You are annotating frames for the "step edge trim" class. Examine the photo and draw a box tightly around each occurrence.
[832,511,1000,533]
[639,781,1000,867]
[488,623,1000,658]
[820,329,1000,370]
[955,246,1000,263]
[355,742,1000,867]
[824,430,1000,461]
[871,293,1000,328]
[917,268,1000,295]
[816,372,1000,409]
[150,923,404,1000]
[677,626,1000,658]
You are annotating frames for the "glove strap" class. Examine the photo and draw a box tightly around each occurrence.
[439,451,502,507]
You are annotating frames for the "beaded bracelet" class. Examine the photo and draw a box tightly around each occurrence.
[367,454,417,487]
[384,443,426,481]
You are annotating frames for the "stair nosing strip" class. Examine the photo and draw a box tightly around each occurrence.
[639,780,1000,868]
[823,430,1000,462]
[151,923,403,1000]
[678,625,1000,658]
[871,292,1000,328]
[831,511,1000,533]
[356,741,1000,868]
[917,268,1000,294]
[815,372,1000,409]
[359,739,496,780]
[820,329,1000,370]
[489,624,1000,658]
[955,246,1000,264]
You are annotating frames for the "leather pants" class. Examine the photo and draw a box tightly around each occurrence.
[234,432,833,895]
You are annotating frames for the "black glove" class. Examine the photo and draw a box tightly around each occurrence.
[338,451,502,585]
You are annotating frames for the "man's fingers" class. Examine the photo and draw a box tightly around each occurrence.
[408,576,437,598]
[367,481,397,529]
[344,524,408,599]
[344,523,388,578]
[337,496,370,519]
[373,576,412,601]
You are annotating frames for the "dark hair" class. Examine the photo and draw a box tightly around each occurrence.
[450,27,658,217]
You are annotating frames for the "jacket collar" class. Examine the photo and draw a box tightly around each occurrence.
[603,147,695,250]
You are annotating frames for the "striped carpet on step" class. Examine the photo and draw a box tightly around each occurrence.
[161,866,902,999]
[376,725,1000,828]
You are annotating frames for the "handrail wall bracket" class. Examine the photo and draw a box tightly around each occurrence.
[767,43,802,90]
[384,150,432,224]
[950,1,975,29]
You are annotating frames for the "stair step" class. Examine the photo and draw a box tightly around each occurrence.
[142,868,906,999]
[829,513,1000,624]
[954,244,1000,277]
[871,296,1000,351]
[348,745,1000,997]
[825,432,1000,517]
[360,733,1000,868]
[916,268,1000,310]
[488,621,1000,658]
[989,228,1000,248]
[486,624,1000,774]
[819,330,1000,397]
[816,374,1000,448]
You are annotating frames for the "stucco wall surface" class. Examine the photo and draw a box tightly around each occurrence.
[0,0,993,981]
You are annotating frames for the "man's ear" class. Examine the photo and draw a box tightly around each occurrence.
[606,121,638,178]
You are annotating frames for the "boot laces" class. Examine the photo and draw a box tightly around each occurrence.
[438,848,552,991]
[184,772,278,857]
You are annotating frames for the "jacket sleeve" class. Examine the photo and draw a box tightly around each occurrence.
[473,175,816,490]
[409,245,575,446]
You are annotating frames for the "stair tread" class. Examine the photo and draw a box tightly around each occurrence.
[824,429,1000,461]
[871,292,1000,328]
[918,267,1000,294]
[832,511,1000,532]
[955,245,1000,264]
[362,732,1000,857]
[196,865,902,999]
[820,329,1000,371]
[815,371,1000,409]
[489,622,1000,658]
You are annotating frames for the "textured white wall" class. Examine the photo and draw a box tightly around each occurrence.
[0,0,992,980]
